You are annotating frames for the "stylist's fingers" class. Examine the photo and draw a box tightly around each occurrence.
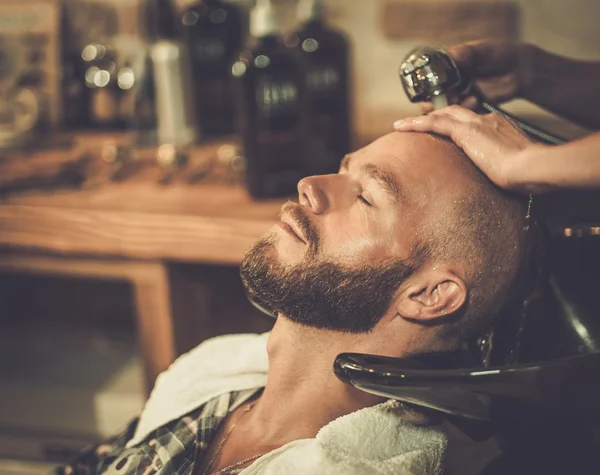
[393,108,536,190]
[394,106,479,146]
[393,112,477,150]
[431,104,480,121]
[393,113,461,140]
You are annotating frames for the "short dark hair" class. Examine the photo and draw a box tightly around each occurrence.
[422,140,533,342]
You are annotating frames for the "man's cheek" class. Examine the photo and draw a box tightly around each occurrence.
[319,215,388,259]
[327,234,390,262]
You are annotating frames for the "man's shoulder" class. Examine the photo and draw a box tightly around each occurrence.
[127,332,270,447]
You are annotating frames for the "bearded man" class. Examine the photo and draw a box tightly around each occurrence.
[59,131,532,475]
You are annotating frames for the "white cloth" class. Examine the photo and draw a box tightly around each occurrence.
[127,333,446,474]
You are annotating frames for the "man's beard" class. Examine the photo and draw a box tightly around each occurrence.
[240,235,419,334]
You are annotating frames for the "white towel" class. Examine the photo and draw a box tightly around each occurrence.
[127,332,446,474]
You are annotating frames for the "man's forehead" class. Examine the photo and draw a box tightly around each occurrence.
[344,133,435,169]
[341,132,485,211]
[350,132,473,176]
[367,132,446,159]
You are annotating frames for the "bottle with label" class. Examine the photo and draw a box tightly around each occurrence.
[288,0,352,174]
[232,0,307,199]
[180,0,244,137]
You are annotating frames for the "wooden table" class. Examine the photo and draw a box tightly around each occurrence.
[0,169,283,391]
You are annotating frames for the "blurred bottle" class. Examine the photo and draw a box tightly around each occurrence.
[147,0,197,161]
[60,3,90,129]
[81,39,154,132]
[61,1,125,130]
[81,43,124,130]
[151,41,197,151]
[180,0,244,137]
[62,49,90,129]
[116,54,156,132]
[146,0,178,41]
[136,0,185,136]
[287,0,352,173]
[232,0,307,199]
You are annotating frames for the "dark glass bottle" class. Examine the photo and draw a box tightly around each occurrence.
[60,3,90,129]
[62,49,91,129]
[116,57,156,133]
[288,0,352,174]
[81,43,124,130]
[146,0,178,41]
[232,0,307,199]
[180,0,244,137]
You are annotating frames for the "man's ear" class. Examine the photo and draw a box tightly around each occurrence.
[396,267,467,323]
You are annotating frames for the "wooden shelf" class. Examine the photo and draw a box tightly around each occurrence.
[0,177,284,265]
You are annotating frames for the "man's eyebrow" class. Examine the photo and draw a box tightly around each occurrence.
[339,153,405,205]
[339,154,352,171]
[362,163,403,205]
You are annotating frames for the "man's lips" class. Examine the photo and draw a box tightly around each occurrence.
[276,217,307,244]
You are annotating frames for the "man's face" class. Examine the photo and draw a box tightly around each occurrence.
[240,132,475,333]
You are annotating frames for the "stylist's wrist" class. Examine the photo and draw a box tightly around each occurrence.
[507,143,551,194]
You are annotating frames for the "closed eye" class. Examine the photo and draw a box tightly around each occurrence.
[358,194,372,207]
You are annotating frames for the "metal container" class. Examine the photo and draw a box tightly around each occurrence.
[150,40,198,148]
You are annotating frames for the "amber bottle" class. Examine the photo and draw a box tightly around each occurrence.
[180,0,244,137]
[232,0,307,198]
[288,0,352,174]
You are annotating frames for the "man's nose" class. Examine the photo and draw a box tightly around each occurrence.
[297,175,330,214]
[298,174,350,214]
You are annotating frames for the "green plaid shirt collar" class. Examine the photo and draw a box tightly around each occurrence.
[59,389,259,475]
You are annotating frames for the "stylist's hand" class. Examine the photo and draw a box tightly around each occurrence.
[422,39,537,112]
[394,105,544,192]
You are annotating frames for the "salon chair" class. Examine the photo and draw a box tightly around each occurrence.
[335,224,600,475]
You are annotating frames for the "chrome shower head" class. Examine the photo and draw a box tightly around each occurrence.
[398,45,567,144]
[399,46,466,109]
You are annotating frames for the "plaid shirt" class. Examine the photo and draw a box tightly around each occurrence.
[57,390,258,475]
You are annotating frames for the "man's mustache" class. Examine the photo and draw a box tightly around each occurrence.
[280,201,320,252]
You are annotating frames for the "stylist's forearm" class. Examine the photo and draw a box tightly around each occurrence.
[522,47,600,130]
[516,132,600,193]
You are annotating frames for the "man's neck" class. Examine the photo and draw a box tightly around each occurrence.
[244,317,409,445]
